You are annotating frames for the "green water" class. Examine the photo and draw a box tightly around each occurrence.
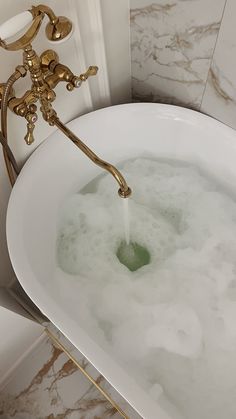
[116,241,151,272]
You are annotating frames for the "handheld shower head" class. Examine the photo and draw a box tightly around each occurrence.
[31,5,73,43]
[0,5,73,51]
[45,16,73,43]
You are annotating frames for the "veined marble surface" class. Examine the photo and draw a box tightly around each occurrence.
[201,0,236,129]
[0,328,140,419]
[46,324,141,419]
[131,0,226,109]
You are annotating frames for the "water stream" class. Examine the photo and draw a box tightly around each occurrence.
[122,197,130,245]
[118,190,151,271]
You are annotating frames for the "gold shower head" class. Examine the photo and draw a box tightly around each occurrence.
[31,5,73,43]
[45,16,73,42]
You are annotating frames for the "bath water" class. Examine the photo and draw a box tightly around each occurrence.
[57,158,236,419]
[119,197,151,271]
[117,240,151,272]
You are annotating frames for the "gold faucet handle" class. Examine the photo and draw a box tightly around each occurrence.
[66,76,82,92]
[80,66,98,81]
[66,66,98,91]
[24,104,38,145]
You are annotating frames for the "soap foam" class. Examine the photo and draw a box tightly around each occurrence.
[57,158,236,419]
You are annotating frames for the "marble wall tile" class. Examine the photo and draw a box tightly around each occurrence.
[130,0,226,109]
[201,0,236,129]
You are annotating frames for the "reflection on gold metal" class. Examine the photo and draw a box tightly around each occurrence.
[0,82,17,184]
[0,4,132,196]
[24,118,37,145]
[52,117,131,198]
[45,16,72,42]
[0,5,72,51]
[46,328,129,419]
[0,83,15,105]
[1,67,27,185]
[80,65,98,80]
[31,4,73,42]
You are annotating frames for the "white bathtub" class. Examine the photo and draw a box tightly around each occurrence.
[7,103,236,418]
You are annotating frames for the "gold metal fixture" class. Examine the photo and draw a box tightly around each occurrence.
[40,49,98,91]
[1,67,27,185]
[0,4,132,197]
[52,117,132,198]
[0,5,73,51]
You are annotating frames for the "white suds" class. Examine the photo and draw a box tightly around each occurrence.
[57,158,236,419]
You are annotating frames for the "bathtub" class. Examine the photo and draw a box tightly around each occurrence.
[7,103,236,418]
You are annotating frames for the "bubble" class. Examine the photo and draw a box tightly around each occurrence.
[56,158,236,419]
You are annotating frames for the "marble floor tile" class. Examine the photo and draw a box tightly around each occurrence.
[131,0,226,109]
[46,324,142,419]
[201,0,236,129]
[0,333,126,419]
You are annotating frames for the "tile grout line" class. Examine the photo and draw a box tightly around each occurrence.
[45,328,130,419]
[199,0,228,110]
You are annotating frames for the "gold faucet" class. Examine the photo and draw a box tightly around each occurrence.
[0,4,132,198]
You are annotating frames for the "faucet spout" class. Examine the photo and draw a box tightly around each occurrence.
[52,116,132,198]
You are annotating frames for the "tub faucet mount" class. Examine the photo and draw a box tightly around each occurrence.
[0,4,131,199]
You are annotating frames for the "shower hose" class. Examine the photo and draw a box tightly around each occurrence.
[1,70,22,186]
